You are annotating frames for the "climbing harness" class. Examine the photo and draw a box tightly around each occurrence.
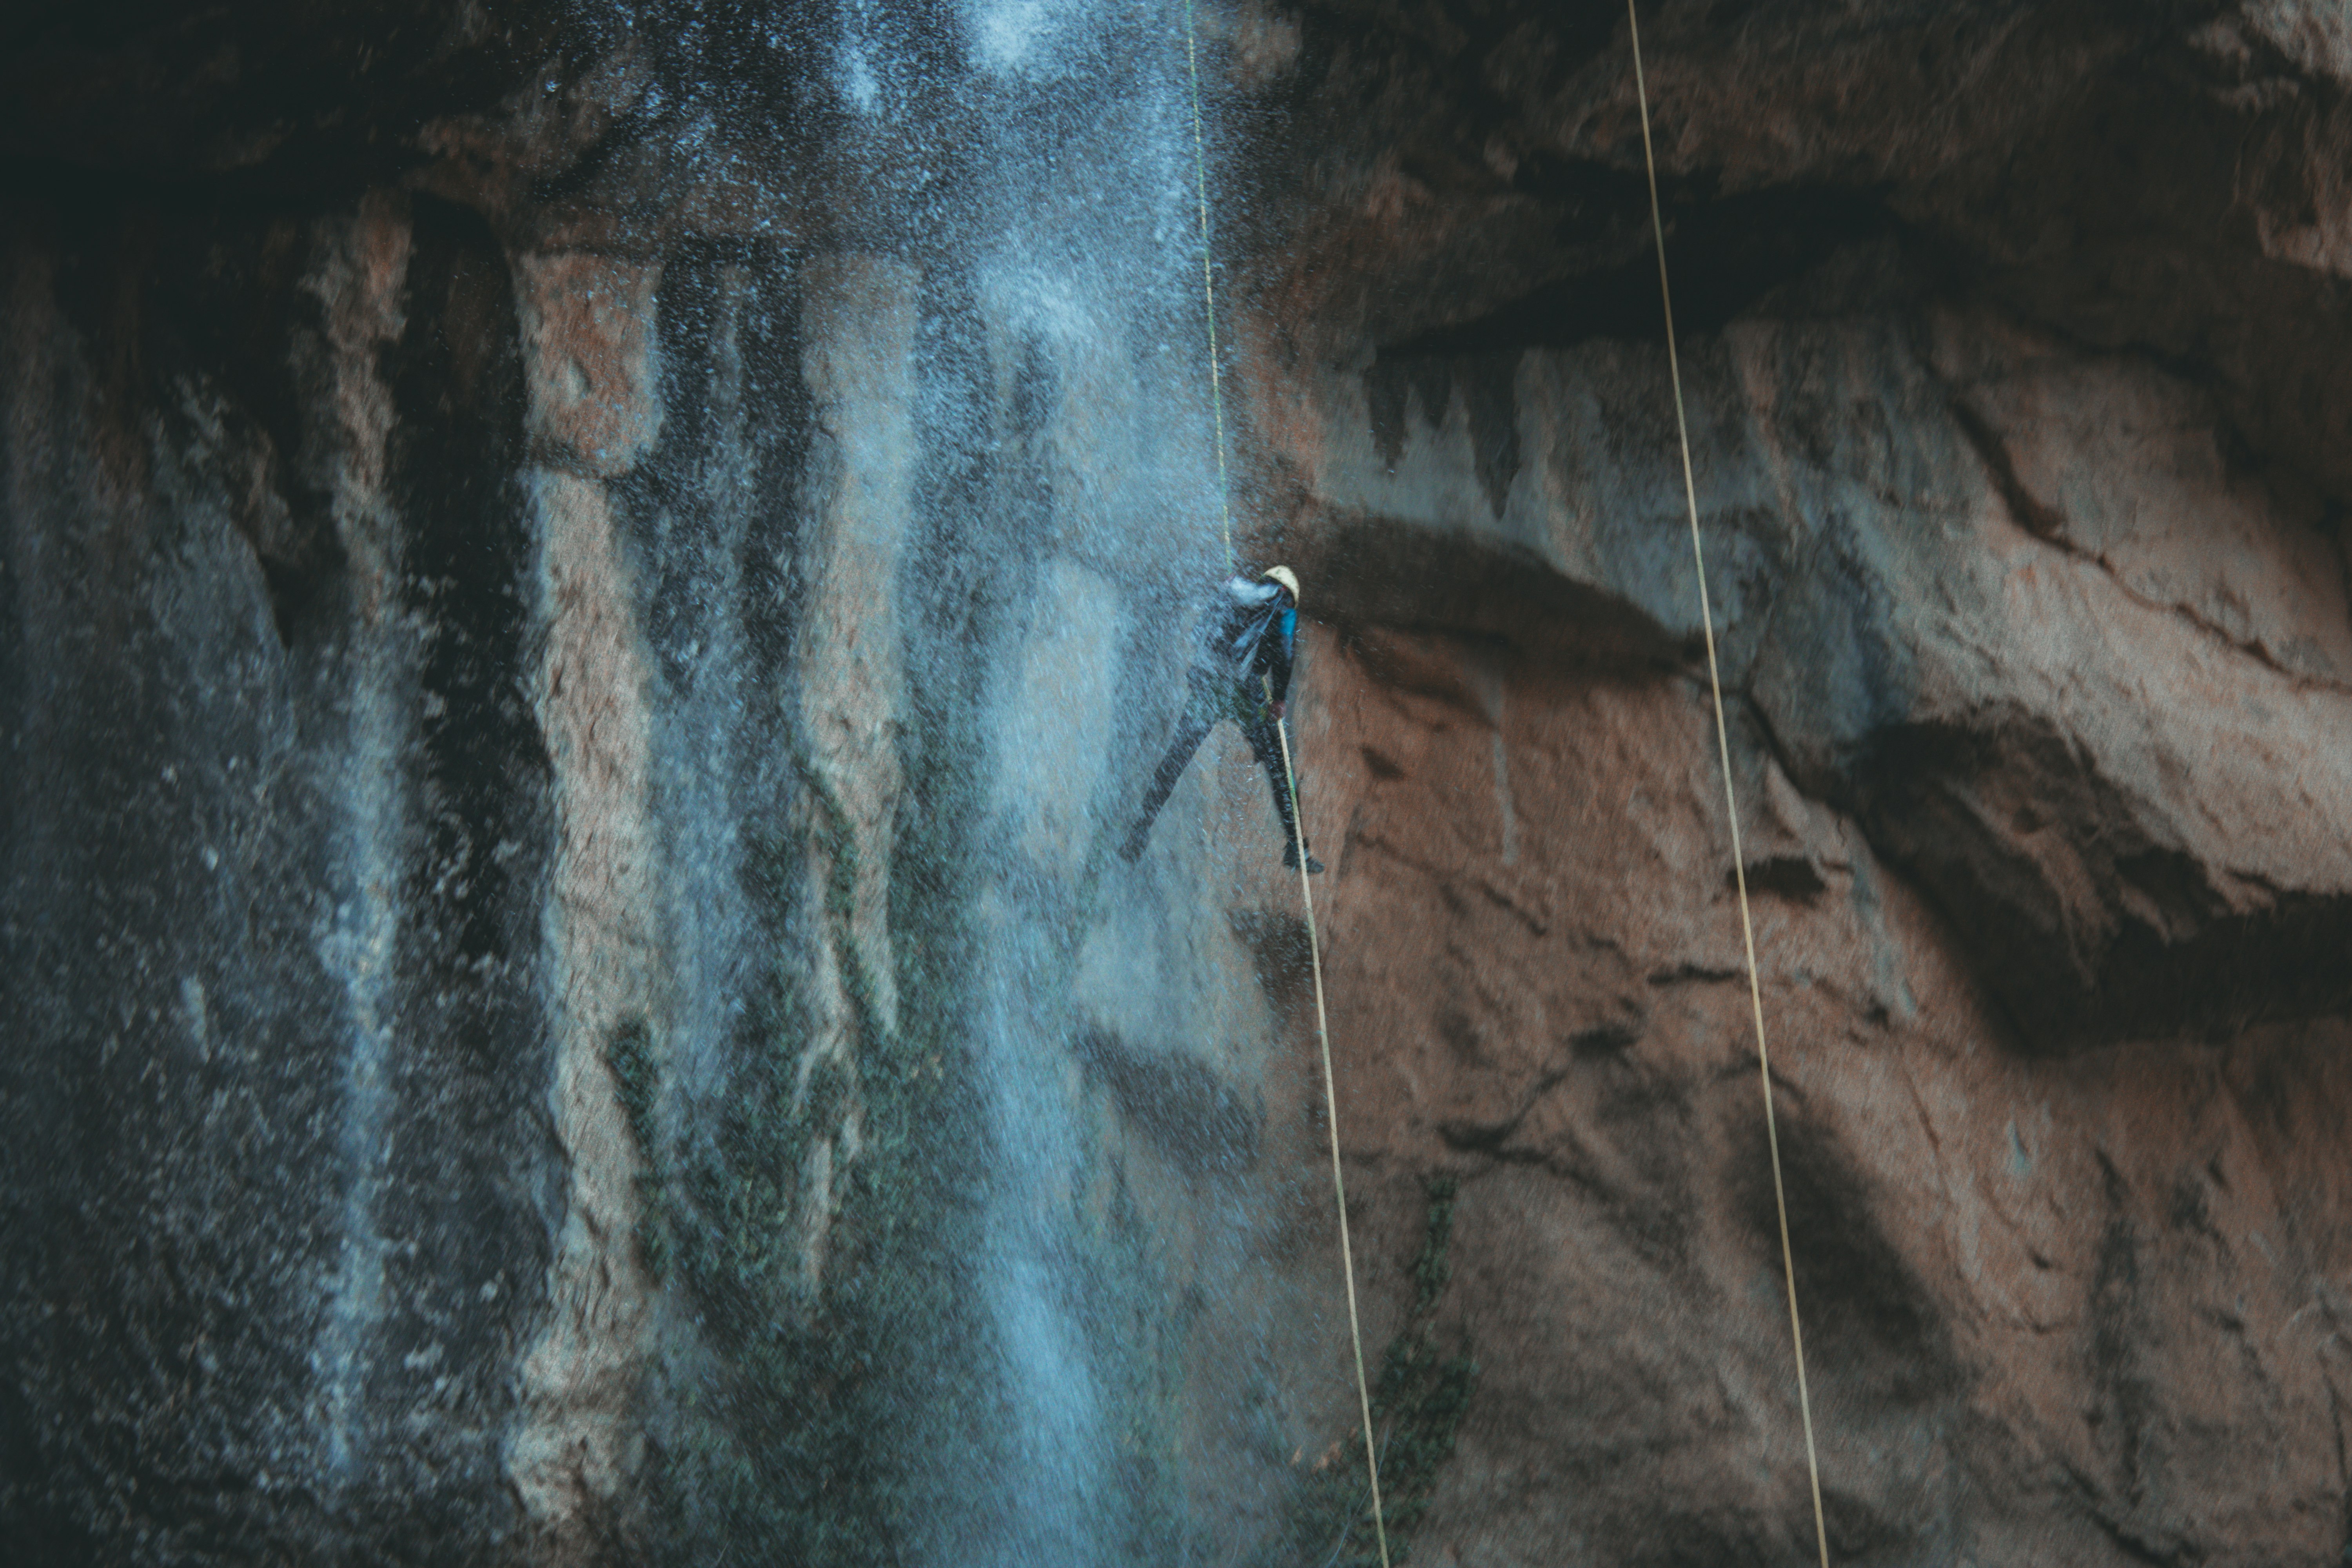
[1184,3,1389,1561]
[1626,4,1833,1564]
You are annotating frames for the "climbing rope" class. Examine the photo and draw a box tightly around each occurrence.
[1183,0,1239,571]
[1275,717,1392,1568]
[1625,5,1831,1565]
[1183,0,1387,1555]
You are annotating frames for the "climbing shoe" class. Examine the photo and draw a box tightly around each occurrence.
[1282,842,1325,874]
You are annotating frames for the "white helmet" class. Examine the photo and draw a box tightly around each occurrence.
[1261,564,1300,601]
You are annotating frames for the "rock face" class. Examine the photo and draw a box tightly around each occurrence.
[1245,2,2352,1561]
[5,2,2352,1565]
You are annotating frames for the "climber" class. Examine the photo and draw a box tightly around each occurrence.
[1121,564,1325,873]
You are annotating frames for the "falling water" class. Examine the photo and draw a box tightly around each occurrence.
[0,0,1357,1553]
[608,0,1327,1559]
[833,0,1245,1557]
[924,3,1226,1559]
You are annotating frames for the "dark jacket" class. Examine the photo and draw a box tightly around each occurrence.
[1198,575,1296,708]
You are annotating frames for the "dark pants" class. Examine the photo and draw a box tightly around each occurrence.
[1121,673,1303,861]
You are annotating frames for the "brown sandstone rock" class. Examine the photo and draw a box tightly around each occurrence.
[1285,618,2352,1564]
[1230,3,2352,1561]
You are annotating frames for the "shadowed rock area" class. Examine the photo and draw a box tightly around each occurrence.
[5,1,2352,1564]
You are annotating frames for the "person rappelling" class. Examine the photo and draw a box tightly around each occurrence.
[1121,564,1325,873]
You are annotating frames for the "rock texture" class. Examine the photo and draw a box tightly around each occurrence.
[5,1,2352,1565]
[1240,2,2352,1561]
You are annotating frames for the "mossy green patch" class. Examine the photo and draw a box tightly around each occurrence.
[614,737,992,1563]
[602,1014,671,1281]
[606,1015,659,1140]
[1276,1174,1480,1566]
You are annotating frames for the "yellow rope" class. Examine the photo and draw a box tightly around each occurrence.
[1275,714,1392,1568]
[1183,0,1238,571]
[1186,2,1378,1548]
[1625,6,1831,1566]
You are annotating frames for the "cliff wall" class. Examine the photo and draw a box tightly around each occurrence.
[3,2,2350,1564]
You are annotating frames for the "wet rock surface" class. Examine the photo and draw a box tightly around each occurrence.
[5,1,2352,1564]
